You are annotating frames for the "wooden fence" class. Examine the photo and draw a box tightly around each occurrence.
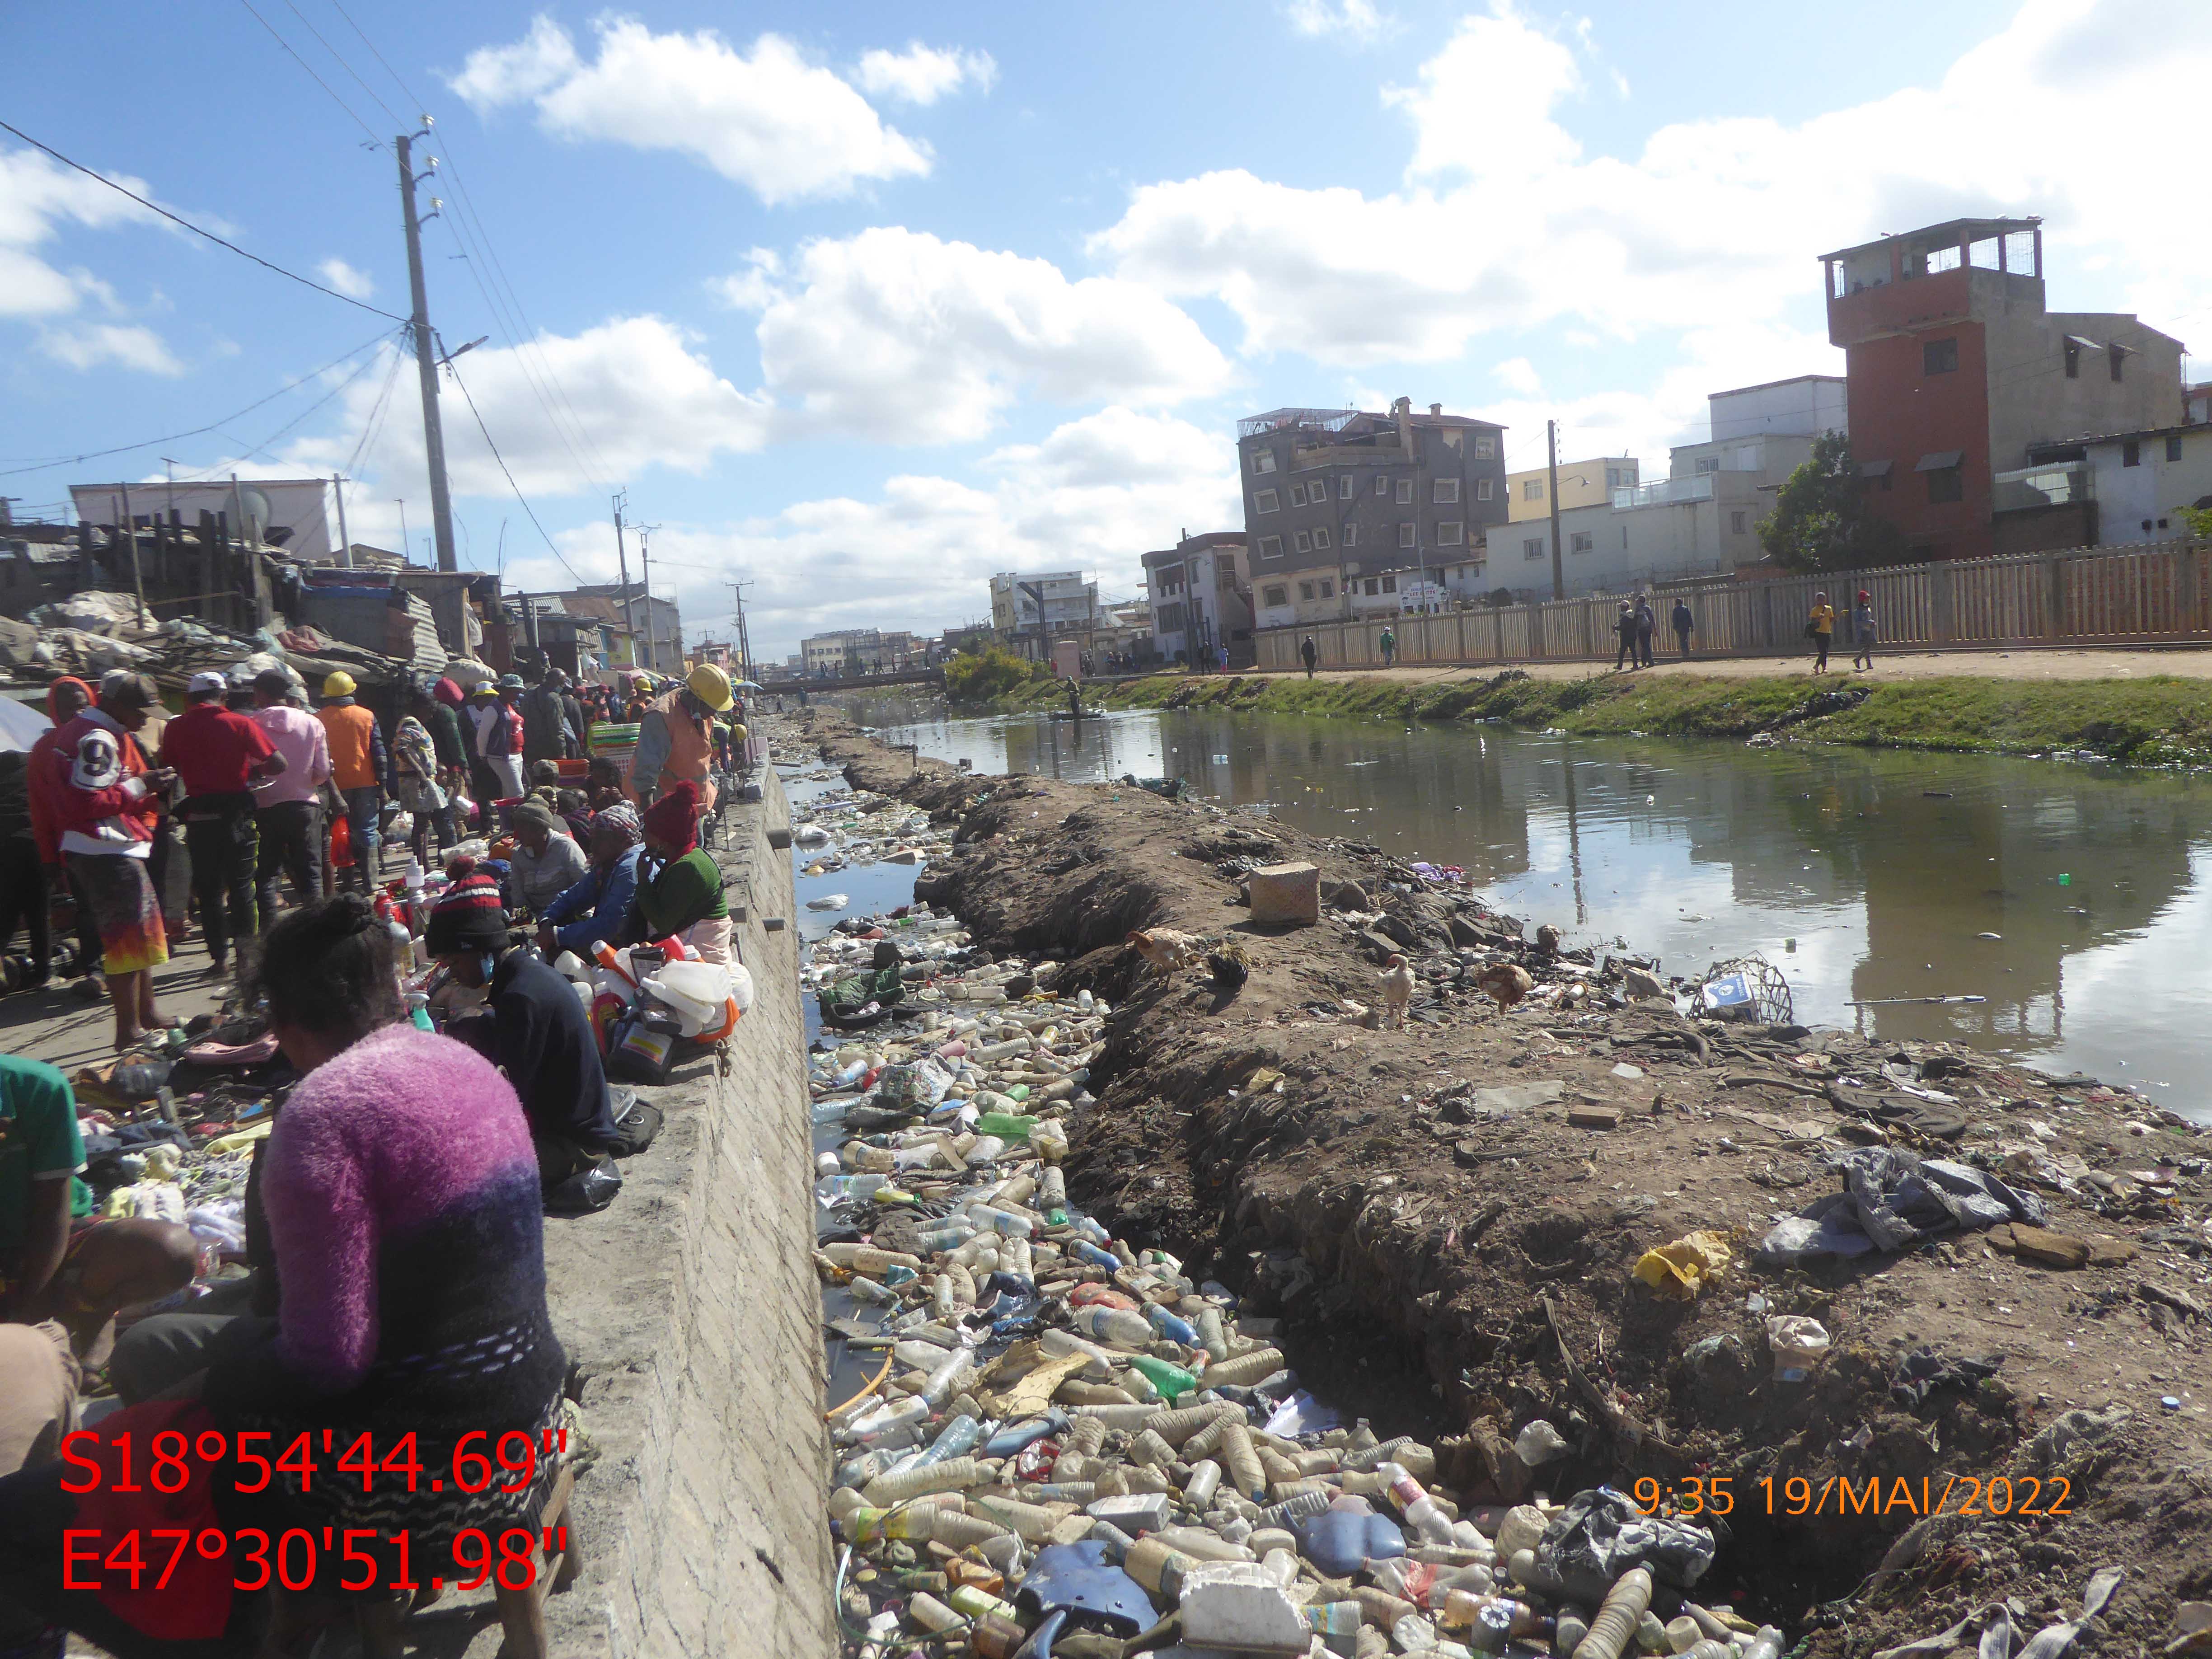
[1254,540,2212,672]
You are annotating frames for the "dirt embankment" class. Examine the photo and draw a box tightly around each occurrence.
[800,709,2212,1655]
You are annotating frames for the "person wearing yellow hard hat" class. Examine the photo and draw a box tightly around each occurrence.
[316,670,387,894]
[625,661,730,810]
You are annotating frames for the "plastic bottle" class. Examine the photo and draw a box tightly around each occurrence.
[406,992,434,1033]
[844,1395,930,1443]
[1145,1303,1199,1346]
[946,1585,1020,1623]
[1383,1464,1457,1547]
[1573,1567,1652,1659]
[1182,1458,1222,1511]
[1071,1305,1153,1350]
[1741,1629,1786,1659]
[918,1347,974,1407]
[1128,1354,1198,1403]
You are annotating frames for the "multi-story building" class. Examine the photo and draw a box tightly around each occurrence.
[1505,457,1639,522]
[1510,377,1844,598]
[988,571,1100,658]
[1143,534,1252,665]
[1822,216,2184,561]
[546,584,684,674]
[1240,398,1509,632]
[2000,421,2212,551]
[800,628,882,676]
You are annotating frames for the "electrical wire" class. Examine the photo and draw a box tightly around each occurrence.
[0,119,405,322]
[344,341,407,476]
[278,0,404,128]
[0,328,403,478]
[168,345,393,480]
[443,356,590,586]
[236,0,383,148]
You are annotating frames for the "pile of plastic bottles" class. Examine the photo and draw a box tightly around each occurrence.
[810,913,1786,1659]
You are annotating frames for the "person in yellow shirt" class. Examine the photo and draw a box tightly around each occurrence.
[1808,592,1836,674]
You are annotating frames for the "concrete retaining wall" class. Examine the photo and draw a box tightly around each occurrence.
[534,767,835,1656]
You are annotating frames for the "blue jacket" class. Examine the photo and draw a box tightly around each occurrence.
[540,845,642,954]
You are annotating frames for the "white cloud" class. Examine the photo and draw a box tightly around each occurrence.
[0,147,161,320]
[854,43,996,105]
[37,323,184,376]
[286,318,773,500]
[501,408,1241,657]
[448,17,930,205]
[1095,0,2212,366]
[1493,356,1540,395]
[317,258,374,300]
[740,227,1236,442]
[1286,0,1388,39]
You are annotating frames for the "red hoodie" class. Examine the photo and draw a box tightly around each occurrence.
[26,677,93,864]
[49,708,161,858]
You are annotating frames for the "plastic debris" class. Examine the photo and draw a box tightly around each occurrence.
[1631,1231,1734,1300]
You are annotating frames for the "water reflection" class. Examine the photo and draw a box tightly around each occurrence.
[834,695,2212,1117]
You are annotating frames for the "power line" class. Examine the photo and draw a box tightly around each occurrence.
[345,342,407,477]
[325,0,432,113]
[170,345,394,480]
[236,0,382,148]
[0,119,406,322]
[278,0,404,127]
[443,356,589,586]
[0,327,402,478]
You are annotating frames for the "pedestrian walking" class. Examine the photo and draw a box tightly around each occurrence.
[49,671,173,1050]
[1807,591,1836,673]
[1613,601,1639,670]
[1216,639,1230,673]
[476,675,529,804]
[393,699,452,869]
[0,749,48,991]
[159,671,285,979]
[1300,635,1319,679]
[519,669,573,769]
[22,677,99,989]
[1378,626,1397,669]
[248,669,330,922]
[1671,598,1695,660]
[1635,598,1657,667]
[1851,588,1878,670]
[317,672,389,893]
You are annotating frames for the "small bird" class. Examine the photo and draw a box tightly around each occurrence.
[1535,923,1563,956]
[1475,961,1535,1018]
[1127,928,1200,978]
[1378,953,1416,1028]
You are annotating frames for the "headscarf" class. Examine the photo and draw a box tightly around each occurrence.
[433,676,464,708]
[45,676,93,721]
[641,780,701,855]
[594,802,642,846]
[423,866,509,956]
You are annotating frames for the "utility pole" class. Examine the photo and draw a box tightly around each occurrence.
[635,522,661,671]
[1546,418,1565,602]
[727,580,755,683]
[611,490,637,670]
[116,483,146,621]
[396,129,457,573]
[331,475,353,570]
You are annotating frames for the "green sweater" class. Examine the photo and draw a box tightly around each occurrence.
[637,849,728,939]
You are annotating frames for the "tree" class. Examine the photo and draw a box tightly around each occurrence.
[1759,431,1907,573]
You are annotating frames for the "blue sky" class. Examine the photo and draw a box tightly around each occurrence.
[5,0,2204,658]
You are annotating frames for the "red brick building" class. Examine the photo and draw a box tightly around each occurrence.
[1821,216,2184,561]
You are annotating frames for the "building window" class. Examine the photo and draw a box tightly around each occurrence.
[1923,337,1959,375]
[1314,527,1332,549]
[1255,488,1279,513]
[1289,482,1306,506]
[2064,339,2081,379]
[1476,478,1494,501]
[1437,520,1463,545]
[1927,464,1964,503]
[1730,511,1747,534]
[1363,578,1379,596]
[2110,343,2126,383]
[1257,534,1283,559]
[1433,478,1460,504]
[1695,455,1720,474]
[2122,440,2141,468]
[1253,450,1276,473]
[1298,581,1315,601]
[2165,434,2184,462]
[1376,476,1389,497]
[1523,537,1545,560]
[1569,531,1593,554]
[1262,584,1289,608]
[1339,475,1354,499]
[1294,530,1313,553]
[1344,523,1357,546]
[1398,522,1416,547]
[1474,435,1496,459]
[1318,579,1334,599]
[1381,574,1397,594]
[1394,478,1413,504]
[1523,478,1544,501]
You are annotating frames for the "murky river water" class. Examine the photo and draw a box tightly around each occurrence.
[819,693,2212,1122]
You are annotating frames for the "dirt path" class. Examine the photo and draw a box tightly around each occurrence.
[804,708,2212,1656]
[1257,646,2212,687]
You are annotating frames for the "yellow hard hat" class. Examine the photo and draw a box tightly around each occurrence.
[323,671,356,698]
[686,661,734,713]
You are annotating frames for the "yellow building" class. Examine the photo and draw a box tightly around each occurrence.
[1505,456,1640,522]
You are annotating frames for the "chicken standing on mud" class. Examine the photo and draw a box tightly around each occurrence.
[1475,960,1534,1017]
[1127,928,1199,978]
[1378,953,1415,1028]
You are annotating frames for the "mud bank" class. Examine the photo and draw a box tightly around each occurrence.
[801,708,2212,1656]
[975,668,2212,768]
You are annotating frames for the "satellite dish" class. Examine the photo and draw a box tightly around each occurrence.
[239,487,272,543]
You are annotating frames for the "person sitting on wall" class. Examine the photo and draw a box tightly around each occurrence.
[534,803,643,958]
[504,798,588,918]
[622,782,730,963]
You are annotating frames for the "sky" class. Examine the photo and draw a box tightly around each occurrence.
[6,0,2212,661]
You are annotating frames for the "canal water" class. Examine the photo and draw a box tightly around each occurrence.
[830,694,2212,1122]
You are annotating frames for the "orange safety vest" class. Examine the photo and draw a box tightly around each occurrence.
[628,689,717,811]
[319,703,380,792]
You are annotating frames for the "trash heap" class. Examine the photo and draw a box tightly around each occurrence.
[809,916,1786,1658]
[791,781,946,883]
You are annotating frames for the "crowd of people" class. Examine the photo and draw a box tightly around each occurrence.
[0,653,753,1654]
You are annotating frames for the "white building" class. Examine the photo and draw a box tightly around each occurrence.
[2005,422,2212,548]
[70,477,346,562]
[988,571,1100,656]
[1144,534,1253,663]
